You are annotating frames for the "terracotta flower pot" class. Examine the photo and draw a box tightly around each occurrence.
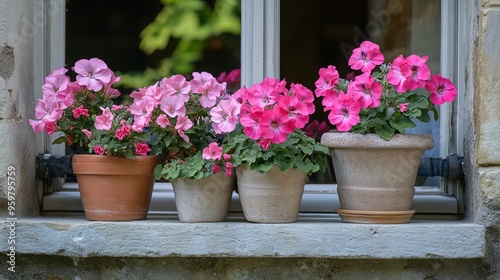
[321,132,434,223]
[72,154,158,221]
[172,172,235,222]
[236,165,306,223]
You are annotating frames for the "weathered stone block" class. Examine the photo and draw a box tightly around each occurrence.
[482,0,500,7]
[478,167,500,210]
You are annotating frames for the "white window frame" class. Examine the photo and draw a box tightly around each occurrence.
[39,0,463,217]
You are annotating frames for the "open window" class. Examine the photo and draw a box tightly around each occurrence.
[38,0,464,218]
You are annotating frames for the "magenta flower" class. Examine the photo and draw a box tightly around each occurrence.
[398,102,410,112]
[348,41,384,73]
[135,143,150,156]
[73,58,113,91]
[72,105,89,118]
[291,83,316,114]
[327,93,361,132]
[402,54,430,91]
[426,74,457,105]
[276,95,309,129]
[246,77,285,108]
[314,65,340,97]
[387,54,411,93]
[240,107,264,140]
[202,142,223,160]
[212,164,221,173]
[93,145,104,155]
[94,107,114,130]
[259,110,296,144]
[347,72,383,108]
[114,124,131,140]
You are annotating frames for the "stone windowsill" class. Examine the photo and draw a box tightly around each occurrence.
[0,214,485,259]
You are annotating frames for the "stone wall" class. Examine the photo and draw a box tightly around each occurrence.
[1,0,500,279]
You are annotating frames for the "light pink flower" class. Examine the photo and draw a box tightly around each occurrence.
[327,93,361,132]
[73,58,113,91]
[202,142,223,160]
[246,77,286,108]
[102,73,121,98]
[72,105,90,118]
[347,72,383,108]
[131,123,144,132]
[210,97,241,133]
[160,75,191,102]
[348,41,384,73]
[225,168,232,177]
[155,114,170,128]
[426,74,457,105]
[314,65,340,97]
[398,102,410,112]
[94,107,114,130]
[175,116,193,143]
[93,145,104,155]
[225,161,233,170]
[191,72,225,108]
[135,143,150,156]
[223,154,231,161]
[160,95,186,118]
[82,129,92,138]
[129,97,155,126]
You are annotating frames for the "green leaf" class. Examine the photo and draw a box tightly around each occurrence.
[390,116,417,134]
[52,136,67,145]
[374,125,395,141]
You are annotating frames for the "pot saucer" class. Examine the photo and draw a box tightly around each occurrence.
[336,208,415,224]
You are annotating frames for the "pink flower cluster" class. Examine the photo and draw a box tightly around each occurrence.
[202,142,233,176]
[233,77,315,150]
[29,58,121,135]
[315,41,457,132]
[129,72,241,144]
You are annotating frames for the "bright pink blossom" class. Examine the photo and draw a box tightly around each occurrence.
[212,164,221,173]
[93,145,104,155]
[348,41,384,73]
[223,154,231,161]
[402,54,430,91]
[225,168,232,177]
[276,95,309,129]
[246,78,285,108]
[240,107,264,140]
[314,65,340,97]
[398,102,410,112]
[327,93,361,132]
[135,143,150,156]
[202,142,223,160]
[259,110,296,144]
[291,83,316,114]
[73,58,113,91]
[347,72,383,108]
[426,74,457,105]
[387,54,411,93]
[72,105,89,118]
[114,124,131,140]
[94,107,114,130]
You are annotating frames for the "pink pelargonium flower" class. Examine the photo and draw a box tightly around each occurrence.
[386,54,411,93]
[160,75,191,102]
[426,74,457,105]
[72,105,90,118]
[327,93,361,132]
[82,129,92,138]
[94,107,114,130]
[291,83,316,114]
[347,72,383,108]
[175,116,193,143]
[202,142,223,160]
[102,73,121,98]
[155,114,170,128]
[93,145,104,155]
[402,54,431,91]
[135,143,151,156]
[246,77,286,108]
[276,95,310,129]
[314,65,340,97]
[114,124,131,140]
[239,107,264,140]
[29,96,64,134]
[398,102,410,112]
[73,58,113,92]
[129,97,155,126]
[191,72,225,108]
[348,41,385,73]
[321,89,344,110]
[259,110,296,144]
[160,95,186,118]
[42,68,73,108]
[212,164,221,174]
[210,97,241,133]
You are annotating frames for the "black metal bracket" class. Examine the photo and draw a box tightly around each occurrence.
[417,153,464,179]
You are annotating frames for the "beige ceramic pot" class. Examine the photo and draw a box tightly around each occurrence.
[72,154,158,221]
[235,165,306,223]
[321,132,434,223]
[172,172,235,222]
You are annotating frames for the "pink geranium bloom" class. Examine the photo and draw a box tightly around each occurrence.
[217,69,241,90]
[314,65,340,97]
[42,69,73,108]
[246,77,285,108]
[175,116,193,143]
[44,122,57,135]
[155,114,170,128]
[72,105,89,118]
[321,89,343,109]
[131,123,144,132]
[94,107,114,130]
[210,97,241,133]
[259,110,296,144]
[276,95,309,129]
[426,74,457,105]
[129,97,155,126]
[114,124,131,140]
[347,72,383,108]
[258,138,272,150]
[240,107,264,140]
[398,102,410,112]
[327,93,361,131]
[212,164,221,173]
[102,73,121,98]
[160,75,191,102]
[160,95,186,118]
[93,145,104,155]
[82,129,92,138]
[199,78,225,108]
[73,58,113,91]
[291,83,316,114]
[402,54,430,91]
[223,153,231,161]
[135,143,151,156]
[130,87,147,101]
[202,142,223,160]
[387,54,411,93]
[348,41,384,73]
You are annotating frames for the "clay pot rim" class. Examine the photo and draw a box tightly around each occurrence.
[321,132,434,150]
[72,154,159,175]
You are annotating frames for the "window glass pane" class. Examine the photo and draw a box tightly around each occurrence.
[281,0,441,186]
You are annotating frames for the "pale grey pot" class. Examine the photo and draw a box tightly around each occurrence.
[321,133,434,212]
[235,165,307,223]
[172,172,235,222]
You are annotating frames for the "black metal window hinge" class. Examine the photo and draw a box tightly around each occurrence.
[35,153,465,180]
